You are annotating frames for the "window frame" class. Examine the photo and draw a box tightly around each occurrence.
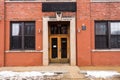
[10,21,35,50]
[95,21,120,49]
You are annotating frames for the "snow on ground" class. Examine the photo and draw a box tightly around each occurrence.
[81,71,120,79]
[0,71,63,80]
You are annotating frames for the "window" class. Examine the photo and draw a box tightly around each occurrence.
[50,24,68,34]
[95,21,120,49]
[10,22,35,50]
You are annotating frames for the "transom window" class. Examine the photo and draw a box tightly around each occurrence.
[49,22,70,35]
[50,24,68,34]
[10,22,35,50]
[95,21,120,49]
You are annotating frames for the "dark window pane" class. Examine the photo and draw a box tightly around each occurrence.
[24,22,35,35]
[50,24,68,34]
[95,22,107,35]
[111,36,120,48]
[61,38,67,58]
[110,35,118,48]
[95,22,108,49]
[95,35,108,49]
[12,23,22,36]
[51,25,58,34]
[52,38,58,58]
[110,22,120,48]
[61,25,68,34]
[24,36,35,49]
[58,24,61,34]
[11,36,22,49]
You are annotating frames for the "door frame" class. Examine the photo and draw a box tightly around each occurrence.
[49,35,70,63]
[43,16,76,66]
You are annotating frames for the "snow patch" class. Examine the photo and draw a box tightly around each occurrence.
[81,71,120,78]
[0,71,63,80]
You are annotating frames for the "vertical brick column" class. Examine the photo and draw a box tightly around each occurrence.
[76,0,92,66]
[0,0,5,66]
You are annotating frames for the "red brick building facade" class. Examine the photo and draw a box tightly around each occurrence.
[0,0,120,66]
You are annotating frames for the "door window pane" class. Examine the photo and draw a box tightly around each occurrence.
[61,38,67,58]
[52,38,58,58]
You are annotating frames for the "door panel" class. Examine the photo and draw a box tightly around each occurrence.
[50,36,69,63]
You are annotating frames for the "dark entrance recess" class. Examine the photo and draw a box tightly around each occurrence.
[49,21,70,63]
[42,2,76,12]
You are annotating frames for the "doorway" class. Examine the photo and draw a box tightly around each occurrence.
[49,21,70,63]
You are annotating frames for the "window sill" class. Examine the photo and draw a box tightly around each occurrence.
[5,50,43,53]
[92,49,120,52]
[5,0,76,3]
[91,0,120,2]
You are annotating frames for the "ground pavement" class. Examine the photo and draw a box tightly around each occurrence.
[0,64,120,80]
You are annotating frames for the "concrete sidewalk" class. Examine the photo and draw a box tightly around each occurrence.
[0,65,87,80]
[0,65,120,80]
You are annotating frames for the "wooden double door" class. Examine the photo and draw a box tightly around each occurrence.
[49,21,70,63]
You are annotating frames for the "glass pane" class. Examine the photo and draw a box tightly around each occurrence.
[110,35,120,48]
[58,24,61,34]
[12,23,22,36]
[95,35,108,49]
[11,36,22,49]
[110,22,120,35]
[61,38,67,58]
[61,25,68,34]
[50,24,68,34]
[24,36,35,49]
[52,38,58,58]
[24,22,35,35]
[95,22,107,35]
[51,25,58,34]
[111,35,118,48]
[118,36,120,48]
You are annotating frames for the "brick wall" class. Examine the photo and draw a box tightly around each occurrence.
[0,0,120,66]
[0,0,5,66]
[91,3,120,20]
[77,0,120,66]
[91,2,120,66]
[77,0,92,66]
[4,2,75,66]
